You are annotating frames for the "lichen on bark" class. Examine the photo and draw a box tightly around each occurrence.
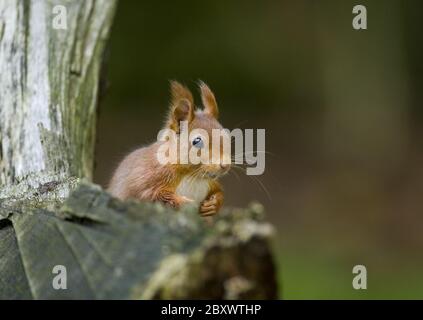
[1,183,278,299]
[0,0,117,191]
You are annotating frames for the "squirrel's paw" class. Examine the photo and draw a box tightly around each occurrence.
[171,196,193,209]
[180,196,194,203]
[178,196,194,207]
[200,195,220,217]
[161,194,193,209]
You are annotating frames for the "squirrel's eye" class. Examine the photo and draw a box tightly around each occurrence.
[192,136,204,148]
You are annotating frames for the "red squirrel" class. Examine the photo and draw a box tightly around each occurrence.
[108,81,231,217]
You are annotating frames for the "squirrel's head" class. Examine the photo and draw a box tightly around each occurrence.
[165,80,231,179]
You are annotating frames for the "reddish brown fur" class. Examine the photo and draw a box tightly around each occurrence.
[108,81,229,217]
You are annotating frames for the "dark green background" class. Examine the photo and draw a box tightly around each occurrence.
[94,0,423,298]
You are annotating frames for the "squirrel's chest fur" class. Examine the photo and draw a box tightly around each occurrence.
[175,176,210,203]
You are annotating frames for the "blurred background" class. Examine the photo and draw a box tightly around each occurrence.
[94,0,423,299]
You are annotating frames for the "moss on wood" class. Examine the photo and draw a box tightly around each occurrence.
[0,183,277,299]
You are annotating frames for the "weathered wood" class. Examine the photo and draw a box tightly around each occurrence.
[1,183,277,299]
[0,0,117,196]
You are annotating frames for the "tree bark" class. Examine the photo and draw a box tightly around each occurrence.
[0,0,117,196]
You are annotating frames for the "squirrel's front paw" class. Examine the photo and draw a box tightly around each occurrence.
[158,192,193,209]
[178,196,194,207]
[200,194,222,217]
[169,196,193,209]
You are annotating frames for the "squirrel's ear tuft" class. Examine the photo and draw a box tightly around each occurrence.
[168,99,194,132]
[168,81,194,132]
[199,81,218,119]
[170,80,194,107]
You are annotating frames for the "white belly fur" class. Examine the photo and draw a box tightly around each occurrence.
[176,176,209,204]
